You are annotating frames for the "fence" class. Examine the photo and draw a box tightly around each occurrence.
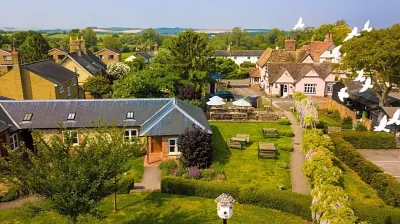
[315,97,373,130]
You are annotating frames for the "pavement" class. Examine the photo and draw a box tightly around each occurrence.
[131,166,161,193]
[222,79,266,98]
[358,149,400,181]
[273,99,310,195]
[0,196,41,211]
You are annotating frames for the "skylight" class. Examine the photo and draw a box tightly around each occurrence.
[126,112,134,119]
[67,113,76,120]
[23,113,33,121]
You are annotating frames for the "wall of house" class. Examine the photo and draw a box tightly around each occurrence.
[0,51,13,75]
[55,78,80,99]
[295,69,326,97]
[319,51,332,63]
[61,58,93,85]
[95,51,121,64]
[302,55,314,63]
[227,56,259,65]
[0,66,24,99]
[48,50,67,64]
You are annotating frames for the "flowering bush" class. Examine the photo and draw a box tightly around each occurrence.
[187,167,202,179]
[106,62,131,80]
[294,92,319,129]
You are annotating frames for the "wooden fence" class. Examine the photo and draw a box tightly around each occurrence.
[315,97,373,130]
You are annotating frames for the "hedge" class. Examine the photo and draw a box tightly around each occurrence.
[351,202,400,223]
[329,133,400,207]
[341,131,396,149]
[161,177,312,220]
[279,129,295,137]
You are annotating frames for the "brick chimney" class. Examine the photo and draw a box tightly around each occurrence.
[154,43,158,52]
[285,37,296,51]
[324,32,333,42]
[69,36,81,55]
[80,36,86,53]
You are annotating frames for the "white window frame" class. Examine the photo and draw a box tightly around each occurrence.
[59,85,64,93]
[124,129,138,142]
[304,84,316,94]
[168,138,180,155]
[62,131,79,146]
[327,83,334,93]
[3,56,12,61]
[10,133,19,150]
[72,79,77,86]
[67,86,71,96]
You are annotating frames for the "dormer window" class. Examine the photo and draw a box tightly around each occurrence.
[126,112,134,119]
[23,113,33,121]
[67,113,76,120]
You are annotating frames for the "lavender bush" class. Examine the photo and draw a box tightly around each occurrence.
[187,167,202,179]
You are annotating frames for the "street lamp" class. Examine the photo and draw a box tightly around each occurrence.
[215,193,236,224]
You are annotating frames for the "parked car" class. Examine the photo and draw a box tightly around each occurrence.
[211,91,235,101]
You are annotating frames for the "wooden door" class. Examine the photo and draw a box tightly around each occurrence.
[152,137,162,153]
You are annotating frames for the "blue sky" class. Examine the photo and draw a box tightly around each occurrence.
[2,0,399,30]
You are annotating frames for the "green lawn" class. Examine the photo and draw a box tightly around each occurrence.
[125,157,144,183]
[318,110,341,127]
[122,52,134,61]
[0,193,308,224]
[211,122,292,190]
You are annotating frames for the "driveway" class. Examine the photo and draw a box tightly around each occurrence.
[222,79,266,99]
[358,149,400,181]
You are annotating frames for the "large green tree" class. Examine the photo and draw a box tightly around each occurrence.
[83,76,112,98]
[81,27,97,48]
[167,30,214,91]
[214,57,238,76]
[19,32,50,63]
[340,24,400,106]
[313,24,335,41]
[103,36,122,50]
[0,124,142,222]
[332,25,352,46]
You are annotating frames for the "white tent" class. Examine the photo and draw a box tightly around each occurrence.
[206,98,226,106]
[232,99,251,107]
[124,55,136,62]
[209,96,224,102]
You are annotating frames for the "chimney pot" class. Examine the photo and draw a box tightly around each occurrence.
[284,36,296,51]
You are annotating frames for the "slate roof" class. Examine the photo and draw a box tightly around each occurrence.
[0,120,10,133]
[382,107,400,118]
[135,51,156,59]
[22,60,77,85]
[267,62,332,84]
[257,48,307,67]
[0,96,13,100]
[300,41,334,60]
[214,50,264,57]
[95,48,122,55]
[0,99,211,137]
[67,51,106,75]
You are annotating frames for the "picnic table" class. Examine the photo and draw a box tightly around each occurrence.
[258,142,276,158]
[230,137,247,144]
[262,128,279,138]
[226,141,243,150]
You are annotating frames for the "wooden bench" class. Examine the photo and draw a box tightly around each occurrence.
[235,134,250,144]
[258,142,276,158]
[262,128,279,138]
[226,141,244,150]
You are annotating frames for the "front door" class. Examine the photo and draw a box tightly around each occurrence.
[283,84,289,97]
[152,137,162,153]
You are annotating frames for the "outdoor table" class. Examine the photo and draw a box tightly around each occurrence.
[230,137,247,144]
[258,142,276,158]
[262,128,279,138]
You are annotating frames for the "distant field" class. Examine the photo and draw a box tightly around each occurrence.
[94,28,142,34]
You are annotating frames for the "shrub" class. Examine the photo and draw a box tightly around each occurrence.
[342,116,353,125]
[0,188,20,202]
[341,124,353,130]
[371,173,400,207]
[279,129,294,137]
[161,177,312,220]
[211,162,225,175]
[116,175,135,194]
[187,167,202,179]
[355,123,368,131]
[201,169,215,181]
[276,161,289,169]
[278,118,291,125]
[179,125,213,169]
[184,99,202,107]
[275,139,293,152]
[341,132,396,149]
[159,160,178,176]
[351,202,400,223]
[170,167,186,177]
[179,86,201,100]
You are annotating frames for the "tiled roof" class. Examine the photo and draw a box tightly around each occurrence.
[49,47,69,54]
[0,98,211,136]
[249,67,260,78]
[95,48,122,55]
[300,41,334,61]
[68,50,106,75]
[257,48,307,67]
[267,62,333,84]
[22,60,77,85]
[214,50,264,57]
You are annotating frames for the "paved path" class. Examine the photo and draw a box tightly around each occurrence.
[358,149,400,181]
[274,100,310,195]
[0,196,40,211]
[131,166,162,193]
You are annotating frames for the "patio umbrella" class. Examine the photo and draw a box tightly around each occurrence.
[209,96,224,102]
[206,98,226,106]
[233,99,252,107]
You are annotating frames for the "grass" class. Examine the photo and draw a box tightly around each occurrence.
[211,122,292,190]
[0,193,308,223]
[122,52,134,61]
[318,110,341,127]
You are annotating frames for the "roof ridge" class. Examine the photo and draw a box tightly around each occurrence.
[22,59,53,66]
[0,103,20,129]
[139,100,176,136]
[175,101,210,133]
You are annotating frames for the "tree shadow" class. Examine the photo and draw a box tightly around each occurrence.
[211,125,231,165]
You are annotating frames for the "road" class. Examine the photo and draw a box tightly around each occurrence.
[359,149,400,181]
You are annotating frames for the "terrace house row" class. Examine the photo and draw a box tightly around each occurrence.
[0,98,211,163]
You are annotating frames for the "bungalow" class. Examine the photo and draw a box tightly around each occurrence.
[214,46,264,65]
[300,33,339,63]
[0,98,211,163]
[94,48,122,64]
